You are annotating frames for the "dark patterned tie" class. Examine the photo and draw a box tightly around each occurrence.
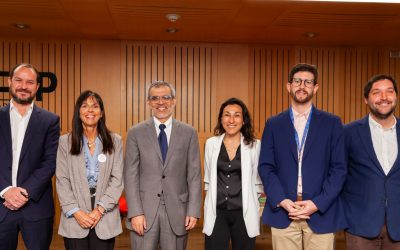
[158,124,168,163]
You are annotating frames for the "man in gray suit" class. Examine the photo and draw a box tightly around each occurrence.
[124,81,202,250]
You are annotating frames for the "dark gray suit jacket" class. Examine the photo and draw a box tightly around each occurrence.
[124,117,202,236]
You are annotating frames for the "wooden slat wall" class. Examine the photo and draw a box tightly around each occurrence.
[249,46,400,132]
[0,40,82,133]
[1,39,400,229]
[120,42,216,138]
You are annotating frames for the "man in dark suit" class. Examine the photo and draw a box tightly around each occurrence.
[343,74,400,250]
[124,80,202,250]
[0,63,60,250]
[258,63,347,250]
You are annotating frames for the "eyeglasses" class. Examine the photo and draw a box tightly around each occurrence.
[291,78,315,87]
[148,95,174,102]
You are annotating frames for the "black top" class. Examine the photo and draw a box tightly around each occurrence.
[216,143,242,210]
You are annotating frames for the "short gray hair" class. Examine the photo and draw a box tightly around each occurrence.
[147,80,176,99]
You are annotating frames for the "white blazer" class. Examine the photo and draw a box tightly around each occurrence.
[202,134,263,238]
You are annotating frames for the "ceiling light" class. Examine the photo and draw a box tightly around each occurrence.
[166,14,180,22]
[304,32,318,38]
[13,23,29,29]
[166,27,179,33]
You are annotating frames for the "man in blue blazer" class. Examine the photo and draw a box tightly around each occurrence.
[343,74,400,249]
[258,63,347,250]
[0,63,60,250]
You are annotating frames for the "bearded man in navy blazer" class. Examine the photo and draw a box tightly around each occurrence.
[0,63,60,250]
[343,74,400,250]
[258,63,347,250]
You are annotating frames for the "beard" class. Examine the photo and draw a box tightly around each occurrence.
[10,89,35,105]
[291,89,314,104]
[369,103,396,120]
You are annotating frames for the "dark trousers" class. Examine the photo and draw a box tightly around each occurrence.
[346,225,400,250]
[0,210,53,250]
[64,229,115,250]
[205,209,255,250]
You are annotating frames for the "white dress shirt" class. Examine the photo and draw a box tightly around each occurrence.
[369,115,398,175]
[0,100,33,197]
[153,116,172,145]
[292,106,312,196]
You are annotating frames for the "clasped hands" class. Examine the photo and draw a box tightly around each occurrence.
[3,187,29,210]
[73,206,105,229]
[279,199,318,220]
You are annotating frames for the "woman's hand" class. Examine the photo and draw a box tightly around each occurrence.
[73,210,95,229]
[88,206,105,229]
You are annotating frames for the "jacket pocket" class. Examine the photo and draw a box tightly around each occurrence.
[179,192,189,203]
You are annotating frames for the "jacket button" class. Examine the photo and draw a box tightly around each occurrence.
[162,175,165,179]
[157,194,161,197]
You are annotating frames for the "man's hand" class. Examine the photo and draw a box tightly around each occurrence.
[279,199,310,220]
[3,187,29,210]
[289,200,318,219]
[73,210,95,229]
[279,199,302,213]
[131,215,147,236]
[185,216,197,231]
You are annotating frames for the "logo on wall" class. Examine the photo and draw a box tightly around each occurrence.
[0,71,57,107]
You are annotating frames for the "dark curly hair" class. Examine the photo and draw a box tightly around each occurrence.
[364,74,397,99]
[214,97,255,146]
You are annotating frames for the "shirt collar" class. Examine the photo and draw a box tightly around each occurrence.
[291,105,312,119]
[153,116,172,129]
[10,99,34,112]
[369,114,397,131]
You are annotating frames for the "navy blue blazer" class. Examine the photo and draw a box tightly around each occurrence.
[342,116,400,241]
[0,104,60,222]
[258,107,347,234]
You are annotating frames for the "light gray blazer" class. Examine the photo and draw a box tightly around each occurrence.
[124,118,202,236]
[202,134,263,238]
[56,133,124,240]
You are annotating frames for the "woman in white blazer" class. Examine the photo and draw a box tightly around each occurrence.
[203,97,263,250]
[56,90,123,250]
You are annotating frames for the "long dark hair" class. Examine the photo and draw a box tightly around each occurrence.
[70,90,114,155]
[214,97,255,146]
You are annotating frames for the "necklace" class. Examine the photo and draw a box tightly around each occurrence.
[87,139,96,148]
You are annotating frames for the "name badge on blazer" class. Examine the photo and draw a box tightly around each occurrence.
[98,154,106,163]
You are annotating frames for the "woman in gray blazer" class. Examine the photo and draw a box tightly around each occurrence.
[56,90,124,250]
[203,98,263,250]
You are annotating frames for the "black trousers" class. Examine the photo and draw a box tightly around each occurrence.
[0,210,53,250]
[204,209,256,250]
[64,229,115,250]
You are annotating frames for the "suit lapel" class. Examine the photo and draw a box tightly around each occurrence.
[240,137,251,215]
[0,105,12,157]
[75,150,92,210]
[164,119,179,168]
[95,141,106,193]
[357,116,385,175]
[387,118,400,176]
[19,105,39,163]
[302,106,321,160]
[145,118,163,164]
[283,110,298,162]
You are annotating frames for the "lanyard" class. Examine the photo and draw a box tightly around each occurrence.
[289,107,312,178]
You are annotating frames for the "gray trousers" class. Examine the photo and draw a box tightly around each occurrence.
[130,203,188,250]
